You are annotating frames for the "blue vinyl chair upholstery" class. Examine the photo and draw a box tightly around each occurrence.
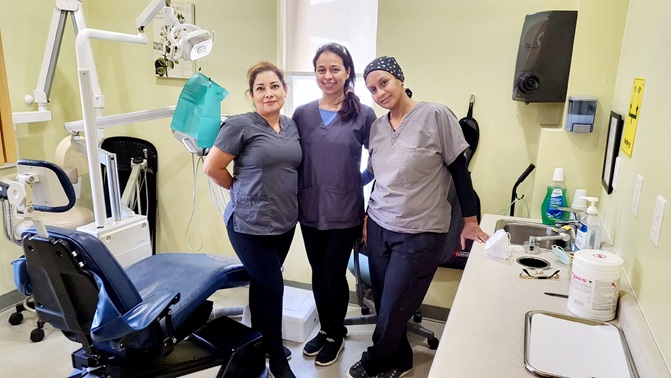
[9,160,266,377]
[28,227,248,348]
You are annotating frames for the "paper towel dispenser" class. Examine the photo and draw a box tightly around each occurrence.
[512,10,578,103]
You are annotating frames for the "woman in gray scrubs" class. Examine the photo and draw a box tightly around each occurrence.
[292,43,376,367]
[347,56,490,378]
[203,61,301,378]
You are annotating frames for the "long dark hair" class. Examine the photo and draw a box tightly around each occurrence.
[312,43,361,122]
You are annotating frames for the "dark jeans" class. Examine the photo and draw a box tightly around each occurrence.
[301,224,362,338]
[361,218,446,375]
[225,220,295,366]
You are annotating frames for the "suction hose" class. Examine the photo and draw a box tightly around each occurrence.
[510,164,536,216]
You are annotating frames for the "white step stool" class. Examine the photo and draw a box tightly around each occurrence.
[242,286,318,343]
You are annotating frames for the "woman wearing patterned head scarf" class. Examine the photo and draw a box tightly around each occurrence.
[347,56,489,378]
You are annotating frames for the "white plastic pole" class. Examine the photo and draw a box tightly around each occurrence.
[75,28,148,228]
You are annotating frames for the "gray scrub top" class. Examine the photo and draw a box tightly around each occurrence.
[292,100,376,230]
[214,112,302,235]
[367,102,469,234]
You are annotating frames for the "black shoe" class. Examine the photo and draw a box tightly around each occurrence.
[347,360,374,378]
[378,367,411,378]
[266,346,292,360]
[269,362,296,378]
[315,336,343,366]
[303,330,327,356]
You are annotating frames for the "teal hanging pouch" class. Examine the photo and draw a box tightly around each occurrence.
[171,72,228,149]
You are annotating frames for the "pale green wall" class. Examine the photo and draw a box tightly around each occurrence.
[2,0,670,369]
[375,0,629,309]
[0,0,280,294]
[0,1,86,296]
[600,0,671,367]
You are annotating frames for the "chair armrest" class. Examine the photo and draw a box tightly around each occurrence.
[123,290,180,332]
[91,286,180,342]
[11,257,32,296]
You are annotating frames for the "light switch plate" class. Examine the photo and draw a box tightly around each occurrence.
[650,195,666,247]
[632,175,644,217]
[612,157,621,190]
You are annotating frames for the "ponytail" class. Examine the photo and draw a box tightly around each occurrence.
[339,88,361,123]
[405,88,413,99]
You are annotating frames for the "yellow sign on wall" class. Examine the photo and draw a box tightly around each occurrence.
[622,77,645,157]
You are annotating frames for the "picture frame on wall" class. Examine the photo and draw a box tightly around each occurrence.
[602,111,624,194]
[152,2,196,79]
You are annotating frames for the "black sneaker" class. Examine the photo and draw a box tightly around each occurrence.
[347,360,374,378]
[314,336,343,366]
[378,367,411,378]
[303,329,327,356]
[269,362,296,378]
[266,346,292,360]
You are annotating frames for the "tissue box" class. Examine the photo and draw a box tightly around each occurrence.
[241,286,318,343]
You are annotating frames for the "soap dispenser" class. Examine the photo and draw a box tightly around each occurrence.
[574,196,602,250]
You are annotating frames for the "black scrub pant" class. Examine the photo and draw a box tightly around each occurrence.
[301,223,362,338]
[226,220,295,370]
[361,218,446,375]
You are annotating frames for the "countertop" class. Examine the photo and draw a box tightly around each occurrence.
[428,213,670,378]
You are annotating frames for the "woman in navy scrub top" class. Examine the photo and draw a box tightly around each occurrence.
[347,56,490,378]
[204,61,301,378]
[291,43,376,368]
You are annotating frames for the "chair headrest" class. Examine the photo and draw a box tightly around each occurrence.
[17,159,76,213]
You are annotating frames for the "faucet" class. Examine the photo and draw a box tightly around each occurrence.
[526,227,575,254]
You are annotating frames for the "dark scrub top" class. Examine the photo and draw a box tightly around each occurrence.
[292,100,376,230]
[214,112,302,235]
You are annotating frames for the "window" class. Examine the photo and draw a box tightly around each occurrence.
[281,0,378,204]
[281,0,378,115]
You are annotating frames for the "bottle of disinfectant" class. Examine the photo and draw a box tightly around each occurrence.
[574,196,602,250]
[541,168,568,225]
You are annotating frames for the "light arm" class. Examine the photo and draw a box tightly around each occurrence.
[135,0,170,31]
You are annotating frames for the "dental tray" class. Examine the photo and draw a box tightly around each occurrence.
[524,310,638,377]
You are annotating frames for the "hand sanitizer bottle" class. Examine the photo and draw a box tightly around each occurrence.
[541,168,568,225]
[574,196,602,250]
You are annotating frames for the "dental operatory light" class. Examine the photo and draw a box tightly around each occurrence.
[169,24,213,61]
[136,0,213,61]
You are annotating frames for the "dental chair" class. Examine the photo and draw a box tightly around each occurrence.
[344,239,440,350]
[9,160,268,377]
[2,159,93,342]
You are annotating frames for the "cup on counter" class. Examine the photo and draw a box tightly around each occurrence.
[571,189,588,212]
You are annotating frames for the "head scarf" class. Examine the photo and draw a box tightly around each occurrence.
[363,56,404,82]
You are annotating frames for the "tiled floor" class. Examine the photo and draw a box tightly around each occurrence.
[0,288,444,377]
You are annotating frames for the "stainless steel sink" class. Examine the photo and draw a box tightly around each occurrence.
[494,219,569,250]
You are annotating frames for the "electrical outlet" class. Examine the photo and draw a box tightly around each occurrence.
[632,174,644,217]
[650,195,666,247]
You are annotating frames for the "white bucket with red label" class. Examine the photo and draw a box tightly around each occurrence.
[567,249,623,321]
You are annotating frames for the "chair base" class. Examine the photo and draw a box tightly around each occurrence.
[7,298,46,342]
[70,316,268,378]
[344,310,440,350]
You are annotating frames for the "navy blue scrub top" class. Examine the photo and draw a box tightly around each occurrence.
[292,100,376,230]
